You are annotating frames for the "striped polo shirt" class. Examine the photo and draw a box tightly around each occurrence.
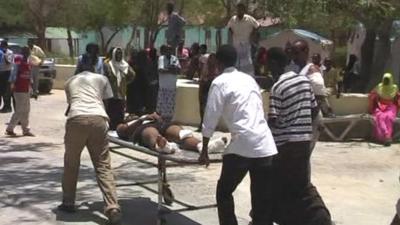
[268,71,317,146]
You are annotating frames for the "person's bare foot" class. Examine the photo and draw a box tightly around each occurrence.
[155,135,175,154]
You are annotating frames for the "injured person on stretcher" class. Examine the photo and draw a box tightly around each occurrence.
[116,112,227,154]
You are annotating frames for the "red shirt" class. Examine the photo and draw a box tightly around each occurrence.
[13,56,32,93]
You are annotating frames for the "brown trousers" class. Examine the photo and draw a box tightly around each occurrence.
[62,116,119,213]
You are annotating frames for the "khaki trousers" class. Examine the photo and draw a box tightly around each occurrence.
[7,92,30,132]
[62,116,119,213]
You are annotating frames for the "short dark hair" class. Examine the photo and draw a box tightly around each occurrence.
[86,43,99,53]
[200,44,207,51]
[77,54,96,73]
[0,40,8,47]
[292,39,309,52]
[237,3,246,9]
[216,45,237,67]
[267,47,288,67]
[166,2,174,10]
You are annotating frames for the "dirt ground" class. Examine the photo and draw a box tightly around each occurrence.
[0,90,399,225]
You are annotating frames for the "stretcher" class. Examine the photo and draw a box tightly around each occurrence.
[107,131,223,217]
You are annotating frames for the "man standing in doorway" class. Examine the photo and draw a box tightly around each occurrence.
[28,39,46,98]
[227,3,259,76]
[60,54,121,225]
[267,47,332,225]
[199,45,277,225]
[0,40,14,113]
[166,2,186,52]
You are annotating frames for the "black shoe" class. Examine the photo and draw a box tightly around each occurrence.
[0,108,11,113]
[5,130,17,136]
[384,140,392,147]
[107,208,122,225]
[57,204,77,213]
[31,94,38,100]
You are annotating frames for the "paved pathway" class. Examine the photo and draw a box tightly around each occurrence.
[0,90,399,225]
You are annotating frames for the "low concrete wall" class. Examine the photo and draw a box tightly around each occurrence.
[54,65,372,126]
[328,94,369,115]
[54,65,75,89]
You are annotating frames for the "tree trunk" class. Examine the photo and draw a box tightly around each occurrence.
[359,28,376,92]
[66,26,74,58]
[144,27,150,49]
[36,24,47,51]
[216,28,222,48]
[125,25,137,56]
[150,27,161,48]
[104,28,121,53]
[98,28,106,54]
[367,19,393,91]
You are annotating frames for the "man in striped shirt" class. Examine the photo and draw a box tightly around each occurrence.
[267,47,332,225]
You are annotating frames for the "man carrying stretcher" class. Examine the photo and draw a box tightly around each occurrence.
[116,112,227,154]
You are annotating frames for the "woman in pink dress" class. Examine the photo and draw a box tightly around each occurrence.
[368,73,400,146]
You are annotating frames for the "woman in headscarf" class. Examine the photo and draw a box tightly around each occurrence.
[368,73,400,146]
[104,47,135,130]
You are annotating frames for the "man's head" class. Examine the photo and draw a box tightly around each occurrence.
[236,3,246,20]
[165,45,173,57]
[323,58,332,70]
[292,39,309,68]
[267,47,288,80]
[312,53,321,66]
[200,44,207,55]
[27,39,35,49]
[0,40,8,50]
[160,45,168,56]
[166,2,174,15]
[86,43,100,57]
[190,42,200,55]
[21,46,31,59]
[216,45,237,70]
[77,54,96,73]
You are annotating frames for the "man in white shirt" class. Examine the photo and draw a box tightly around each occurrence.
[28,39,46,98]
[199,45,277,225]
[227,3,259,76]
[60,55,121,225]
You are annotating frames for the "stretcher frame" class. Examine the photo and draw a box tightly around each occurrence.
[107,134,222,220]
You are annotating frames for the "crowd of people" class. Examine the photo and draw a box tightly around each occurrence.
[1,2,399,225]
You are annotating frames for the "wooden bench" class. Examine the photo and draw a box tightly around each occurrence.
[320,114,400,142]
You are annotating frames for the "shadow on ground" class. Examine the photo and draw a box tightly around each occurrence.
[55,198,202,225]
[0,138,61,153]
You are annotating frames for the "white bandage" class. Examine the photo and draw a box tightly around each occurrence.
[179,129,193,140]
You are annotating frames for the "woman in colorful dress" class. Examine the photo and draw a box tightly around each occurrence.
[368,73,400,146]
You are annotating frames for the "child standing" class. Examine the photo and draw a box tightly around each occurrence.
[5,46,34,136]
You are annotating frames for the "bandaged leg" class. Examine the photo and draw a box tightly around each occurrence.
[179,129,194,140]
[155,135,178,154]
[196,137,228,153]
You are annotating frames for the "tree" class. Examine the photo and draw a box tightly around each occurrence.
[53,0,86,57]
[328,0,400,91]
[25,0,62,50]
[78,0,135,53]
